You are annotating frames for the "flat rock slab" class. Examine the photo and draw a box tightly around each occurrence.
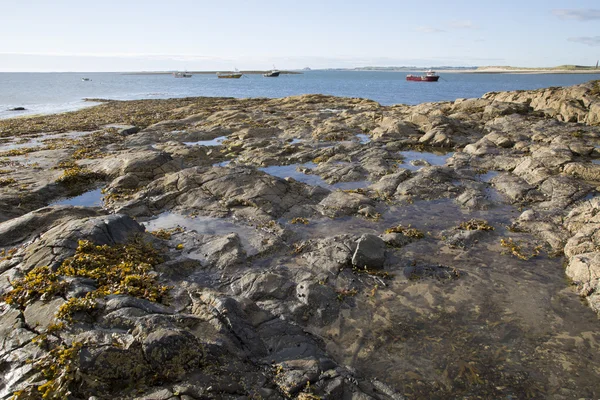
[24,297,65,330]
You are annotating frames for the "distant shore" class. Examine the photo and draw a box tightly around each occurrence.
[438,67,600,74]
[342,65,600,75]
[124,70,302,75]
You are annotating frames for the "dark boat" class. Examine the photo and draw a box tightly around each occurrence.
[263,68,280,77]
[406,70,439,82]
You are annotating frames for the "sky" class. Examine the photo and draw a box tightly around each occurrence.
[0,0,599,71]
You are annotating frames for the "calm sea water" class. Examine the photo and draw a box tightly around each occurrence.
[1,71,598,119]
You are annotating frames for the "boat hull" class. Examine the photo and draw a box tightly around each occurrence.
[406,75,439,82]
[217,74,243,79]
[263,71,280,77]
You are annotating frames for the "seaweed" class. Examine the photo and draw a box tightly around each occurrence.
[457,219,494,231]
[384,224,424,238]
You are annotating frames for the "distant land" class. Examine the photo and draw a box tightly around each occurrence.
[342,65,600,74]
[123,65,600,75]
[125,70,302,75]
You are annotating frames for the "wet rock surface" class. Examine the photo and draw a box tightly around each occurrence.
[0,82,600,398]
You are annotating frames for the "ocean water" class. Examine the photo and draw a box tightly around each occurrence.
[1,70,598,119]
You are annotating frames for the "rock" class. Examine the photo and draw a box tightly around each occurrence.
[234,270,294,301]
[0,206,103,247]
[463,138,499,156]
[371,117,420,140]
[107,173,141,190]
[352,234,385,269]
[418,126,453,147]
[295,281,339,325]
[318,191,373,218]
[118,125,140,136]
[79,342,150,382]
[395,166,461,200]
[300,235,357,274]
[0,308,36,358]
[196,233,246,269]
[381,232,413,248]
[127,166,327,218]
[566,252,600,298]
[490,173,545,203]
[91,150,181,180]
[563,162,600,181]
[20,214,144,271]
[443,229,485,249]
[23,297,65,330]
[142,329,203,378]
[134,388,174,400]
[369,169,411,197]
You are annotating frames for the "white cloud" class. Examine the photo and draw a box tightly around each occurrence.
[416,26,446,33]
[553,9,600,21]
[568,36,600,46]
[449,20,478,29]
[0,52,233,61]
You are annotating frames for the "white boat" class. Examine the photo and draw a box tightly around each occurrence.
[81,78,91,81]
[173,72,192,78]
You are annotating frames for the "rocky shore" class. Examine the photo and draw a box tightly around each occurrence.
[0,80,600,399]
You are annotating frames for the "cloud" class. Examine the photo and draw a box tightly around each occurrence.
[0,52,234,61]
[568,36,600,46]
[416,26,446,33]
[449,20,478,29]
[415,20,476,33]
[553,9,600,21]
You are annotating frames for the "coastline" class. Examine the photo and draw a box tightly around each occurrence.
[0,82,599,397]
[123,70,303,75]
[437,68,600,74]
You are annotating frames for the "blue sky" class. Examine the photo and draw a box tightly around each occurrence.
[1,0,599,71]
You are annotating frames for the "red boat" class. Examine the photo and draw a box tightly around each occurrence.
[406,70,439,82]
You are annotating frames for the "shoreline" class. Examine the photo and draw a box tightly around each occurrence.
[0,82,600,397]
[123,70,303,75]
[437,68,600,74]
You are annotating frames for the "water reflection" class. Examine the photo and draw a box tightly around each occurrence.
[399,150,454,171]
[259,162,370,190]
[0,131,90,152]
[142,212,260,256]
[51,188,104,207]
[183,136,227,146]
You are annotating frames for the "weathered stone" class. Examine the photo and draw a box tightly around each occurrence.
[0,206,103,247]
[80,343,150,382]
[318,191,373,218]
[142,329,203,378]
[23,297,65,330]
[234,271,294,300]
[352,234,385,269]
[301,235,357,274]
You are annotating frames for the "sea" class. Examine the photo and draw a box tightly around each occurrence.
[1,70,599,119]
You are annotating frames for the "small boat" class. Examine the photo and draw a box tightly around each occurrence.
[263,66,280,77]
[217,70,243,79]
[173,72,192,78]
[81,78,91,81]
[406,70,439,82]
